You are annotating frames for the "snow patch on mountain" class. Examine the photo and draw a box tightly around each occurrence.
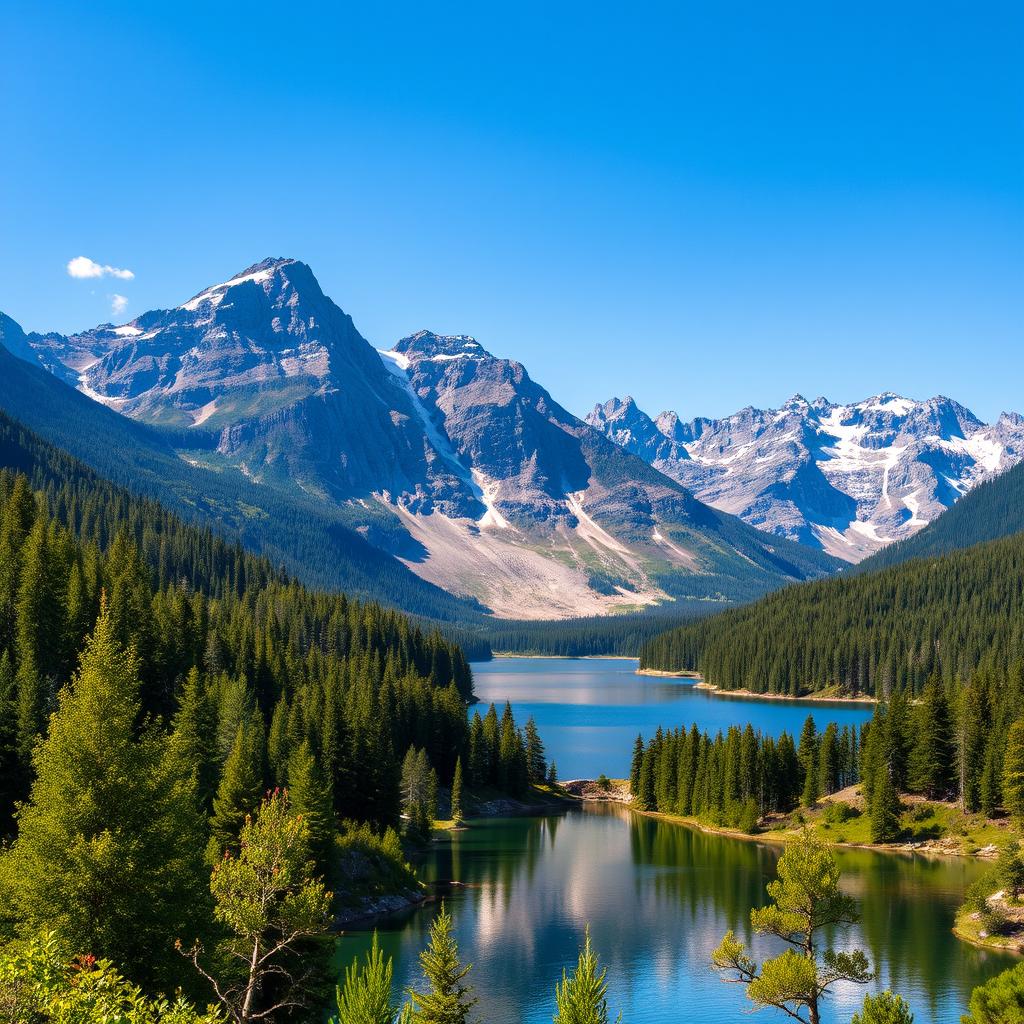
[588,392,1024,562]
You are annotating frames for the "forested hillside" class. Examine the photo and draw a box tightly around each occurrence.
[0,424,544,1016]
[0,346,482,621]
[640,532,1024,696]
[858,460,1024,572]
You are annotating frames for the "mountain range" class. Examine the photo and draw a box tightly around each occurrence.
[587,393,1024,561]
[0,257,839,619]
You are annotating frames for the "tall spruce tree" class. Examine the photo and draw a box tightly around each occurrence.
[1,602,207,989]
[406,903,477,1024]
[1003,720,1024,821]
[553,927,618,1024]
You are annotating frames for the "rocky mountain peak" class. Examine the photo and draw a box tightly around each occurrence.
[590,390,1024,562]
[392,331,488,362]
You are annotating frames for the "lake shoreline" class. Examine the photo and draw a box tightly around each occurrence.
[636,669,877,706]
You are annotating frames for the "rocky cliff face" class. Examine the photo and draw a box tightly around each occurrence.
[588,393,1024,561]
[4,258,840,619]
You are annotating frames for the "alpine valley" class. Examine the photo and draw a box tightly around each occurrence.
[1,256,1014,622]
[0,257,841,621]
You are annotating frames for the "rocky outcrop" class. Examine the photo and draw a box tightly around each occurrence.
[589,392,1024,561]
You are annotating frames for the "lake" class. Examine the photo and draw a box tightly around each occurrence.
[470,656,875,779]
[336,657,1014,1023]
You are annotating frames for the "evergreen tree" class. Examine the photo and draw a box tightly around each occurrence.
[406,903,477,1024]
[714,831,872,1024]
[798,716,819,807]
[451,756,464,825]
[208,713,266,861]
[553,927,618,1024]
[852,991,914,1024]
[870,761,901,843]
[2,602,206,989]
[167,666,217,811]
[181,790,331,1023]
[629,735,644,796]
[548,761,559,786]
[1003,720,1024,820]
[909,679,955,799]
[963,961,1024,1024]
[334,931,403,1024]
[524,716,546,784]
[288,739,335,871]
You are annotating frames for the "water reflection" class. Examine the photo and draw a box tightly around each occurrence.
[338,807,1015,1024]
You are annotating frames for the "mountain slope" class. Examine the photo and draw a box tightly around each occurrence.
[374,330,840,616]
[588,393,1024,562]
[0,337,482,621]
[640,529,1024,697]
[4,258,841,620]
[856,458,1024,573]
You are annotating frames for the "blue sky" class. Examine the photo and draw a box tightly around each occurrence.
[1,1,1021,422]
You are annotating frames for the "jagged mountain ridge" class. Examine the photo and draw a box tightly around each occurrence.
[587,393,1024,561]
[2,257,839,619]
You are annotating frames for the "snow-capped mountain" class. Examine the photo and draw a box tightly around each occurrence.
[587,393,1024,561]
[1,258,839,618]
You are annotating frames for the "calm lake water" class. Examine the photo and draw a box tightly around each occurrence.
[470,656,875,779]
[336,658,1014,1023]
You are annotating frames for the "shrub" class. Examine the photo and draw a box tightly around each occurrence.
[980,906,1011,937]
[596,774,611,792]
[823,801,855,825]
[332,822,421,907]
[0,932,221,1023]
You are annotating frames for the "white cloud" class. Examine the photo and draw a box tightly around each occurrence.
[111,294,129,315]
[67,255,135,281]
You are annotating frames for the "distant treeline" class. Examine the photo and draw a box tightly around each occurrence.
[639,532,1024,697]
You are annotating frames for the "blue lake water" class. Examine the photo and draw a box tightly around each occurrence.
[337,657,1012,1024]
[470,656,874,779]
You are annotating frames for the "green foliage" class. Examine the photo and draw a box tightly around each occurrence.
[450,758,464,825]
[553,927,620,1024]
[963,960,1024,1023]
[870,764,902,844]
[182,790,331,1023]
[852,991,914,1024]
[629,720,844,829]
[1003,720,1024,821]
[0,931,222,1023]
[641,530,1024,699]
[0,603,207,991]
[332,822,419,908]
[713,831,872,1023]
[405,904,477,1024]
[333,932,404,1024]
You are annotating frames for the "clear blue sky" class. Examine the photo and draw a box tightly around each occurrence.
[1,1,1021,422]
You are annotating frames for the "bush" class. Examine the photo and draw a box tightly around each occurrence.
[910,804,935,823]
[980,906,1011,937]
[737,799,760,834]
[596,774,611,792]
[823,801,855,825]
[332,822,421,907]
[0,932,221,1023]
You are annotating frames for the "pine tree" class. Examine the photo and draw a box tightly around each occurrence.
[1003,720,1024,820]
[2,602,206,989]
[798,716,819,807]
[554,927,617,1024]
[335,932,401,1024]
[629,735,644,797]
[548,761,558,786]
[909,679,955,799]
[208,713,266,861]
[288,739,335,871]
[167,666,217,811]
[406,903,477,1024]
[852,991,914,1024]
[870,761,901,843]
[524,716,546,784]
[451,756,464,825]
